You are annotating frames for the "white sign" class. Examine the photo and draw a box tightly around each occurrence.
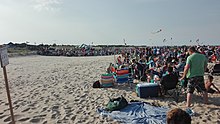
[0,47,9,67]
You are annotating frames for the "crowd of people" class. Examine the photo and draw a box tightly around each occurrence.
[37,47,117,57]
[107,45,220,107]
[110,45,219,79]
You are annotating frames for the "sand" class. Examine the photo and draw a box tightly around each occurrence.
[0,55,219,124]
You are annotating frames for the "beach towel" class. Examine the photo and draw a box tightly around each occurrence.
[97,102,168,124]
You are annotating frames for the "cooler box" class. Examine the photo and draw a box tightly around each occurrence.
[136,83,159,98]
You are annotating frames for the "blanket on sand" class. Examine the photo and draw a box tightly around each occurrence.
[97,102,168,124]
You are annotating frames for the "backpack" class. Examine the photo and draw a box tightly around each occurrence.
[106,95,128,111]
[93,80,101,88]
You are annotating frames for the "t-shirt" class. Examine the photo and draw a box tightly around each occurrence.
[186,53,207,78]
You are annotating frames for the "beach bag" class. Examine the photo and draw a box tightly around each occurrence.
[106,96,128,111]
[93,80,101,88]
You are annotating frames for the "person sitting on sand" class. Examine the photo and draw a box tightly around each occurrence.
[167,108,191,124]
[141,69,152,82]
[205,75,220,94]
[117,56,123,65]
[107,63,116,73]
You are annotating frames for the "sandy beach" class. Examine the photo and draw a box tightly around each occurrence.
[0,55,219,124]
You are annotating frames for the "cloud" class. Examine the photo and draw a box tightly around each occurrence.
[32,0,63,11]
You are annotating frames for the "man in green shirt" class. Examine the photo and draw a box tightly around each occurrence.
[180,47,208,107]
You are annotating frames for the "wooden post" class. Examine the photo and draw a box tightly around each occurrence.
[0,47,15,124]
[3,66,15,124]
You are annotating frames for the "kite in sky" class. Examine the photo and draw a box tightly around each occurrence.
[163,39,166,42]
[123,39,127,46]
[152,29,162,34]
[196,39,200,45]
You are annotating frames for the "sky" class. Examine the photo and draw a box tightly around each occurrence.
[0,0,220,46]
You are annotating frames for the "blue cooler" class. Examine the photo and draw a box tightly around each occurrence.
[136,83,159,98]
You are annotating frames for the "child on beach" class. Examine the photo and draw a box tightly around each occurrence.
[205,75,220,94]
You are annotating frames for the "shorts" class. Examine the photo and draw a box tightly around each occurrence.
[187,76,206,94]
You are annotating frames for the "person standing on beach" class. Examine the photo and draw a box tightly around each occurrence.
[180,47,208,107]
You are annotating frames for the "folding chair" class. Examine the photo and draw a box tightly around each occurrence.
[211,64,220,75]
[160,73,179,102]
[116,68,129,84]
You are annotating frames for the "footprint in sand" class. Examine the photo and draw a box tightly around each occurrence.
[29,118,44,123]
[52,105,59,112]
[33,114,47,118]
[202,119,207,123]
[0,112,3,115]
[56,120,63,123]
[13,100,21,105]
[4,115,22,122]
[41,107,48,112]
[0,115,7,119]
[14,104,20,110]
[18,117,30,122]
[51,112,61,119]
[71,115,77,121]
[42,121,47,124]
[65,113,73,118]
[51,113,57,119]
[74,98,80,102]
[44,99,50,104]
[3,108,10,112]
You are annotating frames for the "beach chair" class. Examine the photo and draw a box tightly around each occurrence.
[211,64,220,75]
[116,68,130,85]
[160,73,179,102]
[101,73,114,88]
